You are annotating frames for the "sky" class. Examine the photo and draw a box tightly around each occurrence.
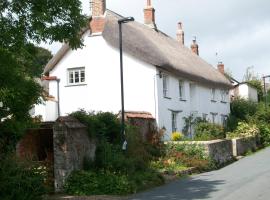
[42,0,270,81]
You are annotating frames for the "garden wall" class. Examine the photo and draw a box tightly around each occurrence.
[53,116,96,192]
[169,139,233,165]
[231,136,257,157]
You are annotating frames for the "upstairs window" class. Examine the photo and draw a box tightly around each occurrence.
[221,90,228,102]
[68,67,85,85]
[163,74,169,98]
[211,88,216,101]
[179,80,185,100]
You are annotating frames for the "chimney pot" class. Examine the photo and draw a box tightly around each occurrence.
[90,0,106,34]
[217,62,225,74]
[191,37,199,55]
[176,22,184,45]
[144,0,156,29]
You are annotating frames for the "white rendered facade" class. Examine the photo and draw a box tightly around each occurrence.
[34,31,230,139]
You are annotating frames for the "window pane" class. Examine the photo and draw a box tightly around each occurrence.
[75,71,79,83]
[163,75,168,97]
[80,70,85,82]
[69,72,74,83]
[179,81,183,98]
[172,112,177,132]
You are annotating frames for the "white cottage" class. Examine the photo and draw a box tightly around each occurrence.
[35,0,232,139]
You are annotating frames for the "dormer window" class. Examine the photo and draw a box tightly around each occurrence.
[68,67,85,85]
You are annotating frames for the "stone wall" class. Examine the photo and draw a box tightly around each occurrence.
[231,137,257,157]
[204,139,233,164]
[169,139,234,165]
[53,116,96,192]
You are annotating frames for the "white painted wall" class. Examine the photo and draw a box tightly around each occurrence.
[236,84,258,102]
[35,30,231,141]
[48,31,157,119]
[156,71,230,140]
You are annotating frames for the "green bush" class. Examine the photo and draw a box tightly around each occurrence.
[226,122,259,139]
[70,110,121,143]
[194,122,225,141]
[153,143,215,172]
[258,123,270,146]
[68,111,165,195]
[0,156,46,200]
[65,170,134,195]
[230,98,258,121]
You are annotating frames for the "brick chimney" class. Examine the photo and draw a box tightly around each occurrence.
[176,22,184,45]
[191,37,199,55]
[217,62,225,74]
[90,0,106,34]
[144,0,157,29]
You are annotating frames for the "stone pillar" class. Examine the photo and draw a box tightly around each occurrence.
[53,116,96,192]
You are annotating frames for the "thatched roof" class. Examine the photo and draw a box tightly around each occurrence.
[44,10,232,89]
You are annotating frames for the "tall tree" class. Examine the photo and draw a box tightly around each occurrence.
[0,0,87,151]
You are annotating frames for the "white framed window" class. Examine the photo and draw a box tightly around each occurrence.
[179,80,185,100]
[210,112,217,123]
[221,115,228,127]
[67,67,85,85]
[163,74,169,98]
[202,113,208,121]
[220,90,228,102]
[171,111,178,132]
[211,88,216,101]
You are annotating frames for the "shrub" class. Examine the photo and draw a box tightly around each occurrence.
[153,143,215,172]
[258,123,270,146]
[230,98,258,121]
[194,122,225,141]
[171,132,184,141]
[0,156,46,200]
[226,122,259,139]
[65,170,134,195]
[70,110,121,143]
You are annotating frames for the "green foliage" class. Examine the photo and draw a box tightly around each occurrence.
[258,123,270,146]
[153,143,215,172]
[70,110,121,143]
[248,79,264,102]
[230,98,258,121]
[0,156,46,200]
[182,114,204,138]
[194,122,225,141]
[0,0,87,51]
[67,111,165,195]
[227,122,259,139]
[0,0,86,154]
[65,170,134,195]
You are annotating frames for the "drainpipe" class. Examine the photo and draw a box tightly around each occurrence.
[56,79,60,117]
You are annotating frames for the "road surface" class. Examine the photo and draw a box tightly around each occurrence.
[129,147,270,200]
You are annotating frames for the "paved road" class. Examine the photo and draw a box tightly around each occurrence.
[129,147,270,200]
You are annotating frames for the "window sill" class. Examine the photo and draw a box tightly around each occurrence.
[163,96,172,100]
[179,98,187,102]
[211,100,217,103]
[220,101,227,104]
[65,83,87,87]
